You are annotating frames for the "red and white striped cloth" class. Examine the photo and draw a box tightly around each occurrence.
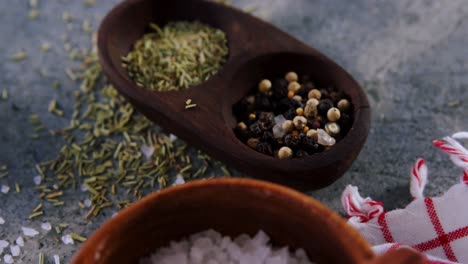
[342,132,468,264]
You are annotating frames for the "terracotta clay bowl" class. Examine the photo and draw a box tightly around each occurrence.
[71,178,424,264]
[97,0,371,191]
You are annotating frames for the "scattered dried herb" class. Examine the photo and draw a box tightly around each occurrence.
[10,51,28,61]
[34,29,229,221]
[122,21,228,91]
[2,88,8,100]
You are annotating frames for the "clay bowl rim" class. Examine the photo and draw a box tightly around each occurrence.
[97,0,371,189]
[70,178,375,263]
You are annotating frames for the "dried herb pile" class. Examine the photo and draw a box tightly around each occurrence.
[122,21,228,91]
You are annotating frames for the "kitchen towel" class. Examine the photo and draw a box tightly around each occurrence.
[342,132,468,264]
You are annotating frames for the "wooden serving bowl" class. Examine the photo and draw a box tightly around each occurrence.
[71,179,424,264]
[98,0,371,190]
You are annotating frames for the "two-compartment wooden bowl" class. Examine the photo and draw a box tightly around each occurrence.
[71,178,424,264]
[97,0,371,191]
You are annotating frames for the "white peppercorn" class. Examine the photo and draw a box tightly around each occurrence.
[292,95,302,102]
[285,72,298,82]
[337,99,350,112]
[308,89,321,100]
[247,138,259,149]
[306,98,319,107]
[282,120,293,132]
[325,122,340,136]
[278,146,293,159]
[237,122,247,131]
[287,81,301,93]
[327,107,341,122]
[293,116,307,130]
[246,95,255,104]
[258,79,272,93]
[304,103,317,118]
[306,129,318,139]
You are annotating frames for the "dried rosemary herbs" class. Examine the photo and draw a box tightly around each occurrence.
[122,21,228,91]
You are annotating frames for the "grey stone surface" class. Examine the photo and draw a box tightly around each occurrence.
[0,0,466,262]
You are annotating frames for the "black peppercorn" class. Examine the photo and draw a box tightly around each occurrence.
[338,112,352,132]
[284,134,301,148]
[317,99,333,116]
[330,91,345,104]
[320,89,330,99]
[283,108,297,120]
[258,112,274,124]
[272,78,288,99]
[276,98,299,114]
[297,82,314,97]
[249,122,264,137]
[255,95,272,111]
[261,131,276,145]
[256,142,273,156]
[295,149,309,157]
[301,136,321,153]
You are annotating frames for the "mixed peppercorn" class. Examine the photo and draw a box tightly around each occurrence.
[233,72,353,159]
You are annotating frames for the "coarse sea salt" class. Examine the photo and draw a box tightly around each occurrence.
[0,240,9,249]
[33,175,42,185]
[61,234,74,245]
[141,145,155,160]
[10,245,20,256]
[173,174,185,186]
[22,227,39,237]
[84,198,92,208]
[41,222,52,231]
[169,134,178,142]
[1,185,10,194]
[317,129,336,146]
[15,236,24,247]
[4,254,14,264]
[139,230,314,264]
[54,254,61,264]
[0,216,5,224]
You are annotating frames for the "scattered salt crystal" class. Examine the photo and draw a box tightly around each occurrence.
[274,115,286,126]
[173,174,185,186]
[0,240,9,249]
[22,227,39,237]
[169,134,178,142]
[41,222,52,231]
[80,184,87,192]
[84,199,92,208]
[140,145,155,160]
[0,216,5,224]
[1,185,10,194]
[4,254,14,264]
[61,234,74,245]
[33,175,42,185]
[317,129,336,146]
[272,124,286,139]
[54,254,61,264]
[10,245,20,256]
[15,237,24,247]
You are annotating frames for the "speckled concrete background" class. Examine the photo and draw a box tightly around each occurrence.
[0,0,467,262]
